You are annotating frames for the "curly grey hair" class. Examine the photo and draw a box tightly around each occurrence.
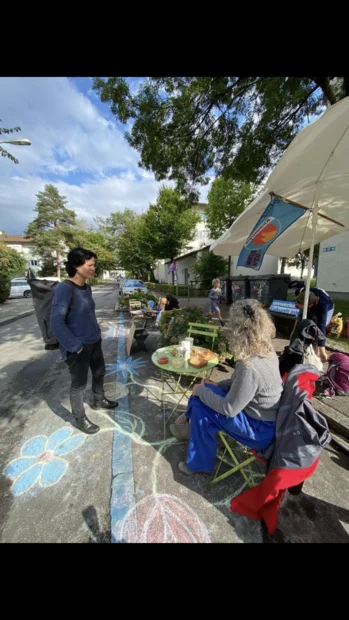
[212,278,220,286]
[229,299,275,363]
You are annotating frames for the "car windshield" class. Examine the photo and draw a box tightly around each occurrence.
[125,280,143,287]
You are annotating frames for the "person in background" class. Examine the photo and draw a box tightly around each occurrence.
[208,278,225,327]
[50,247,118,435]
[294,287,334,362]
[170,299,282,475]
[155,293,180,327]
[165,293,179,311]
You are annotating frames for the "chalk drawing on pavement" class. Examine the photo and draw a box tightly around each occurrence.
[106,356,147,379]
[4,428,86,497]
[120,493,211,543]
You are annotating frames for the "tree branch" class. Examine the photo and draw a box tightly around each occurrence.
[308,77,337,105]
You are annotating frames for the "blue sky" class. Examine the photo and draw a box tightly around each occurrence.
[0,77,211,234]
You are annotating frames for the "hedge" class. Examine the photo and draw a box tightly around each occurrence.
[144,282,209,297]
[0,276,11,303]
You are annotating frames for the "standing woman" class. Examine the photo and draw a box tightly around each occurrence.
[208,278,225,327]
[50,247,118,434]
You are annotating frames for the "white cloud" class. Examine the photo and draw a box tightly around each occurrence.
[0,77,212,234]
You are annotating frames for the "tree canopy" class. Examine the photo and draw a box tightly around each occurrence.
[70,222,117,277]
[191,251,228,289]
[0,120,21,164]
[97,187,201,280]
[206,177,255,239]
[25,184,77,277]
[93,77,347,199]
[141,187,201,261]
[0,243,27,278]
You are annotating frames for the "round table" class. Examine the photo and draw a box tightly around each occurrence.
[151,345,219,437]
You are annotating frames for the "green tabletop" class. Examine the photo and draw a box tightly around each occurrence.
[151,345,219,375]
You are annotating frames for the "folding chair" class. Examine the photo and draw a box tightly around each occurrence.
[129,299,144,320]
[129,300,142,310]
[132,319,149,353]
[187,322,219,381]
[209,433,258,486]
[188,322,219,351]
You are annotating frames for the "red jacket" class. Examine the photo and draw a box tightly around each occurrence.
[231,364,331,535]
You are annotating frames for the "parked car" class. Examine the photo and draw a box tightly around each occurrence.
[10,278,32,298]
[120,279,148,296]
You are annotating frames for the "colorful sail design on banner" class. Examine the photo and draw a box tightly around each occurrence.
[237,197,304,271]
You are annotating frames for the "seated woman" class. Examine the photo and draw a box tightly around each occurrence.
[155,293,179,326]
[170,299,283,475]
[164,293,179,311]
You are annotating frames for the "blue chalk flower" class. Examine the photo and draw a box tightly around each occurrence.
[106,356,147,379]
[4,427,85,497]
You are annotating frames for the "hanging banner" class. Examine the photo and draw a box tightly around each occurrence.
[168,261,178,274]
[237,196,304,271]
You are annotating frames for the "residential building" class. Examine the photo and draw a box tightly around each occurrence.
[317,232,349,299]
[0,232,42,274]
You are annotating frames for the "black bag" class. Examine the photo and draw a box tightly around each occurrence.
[27,271,75,350]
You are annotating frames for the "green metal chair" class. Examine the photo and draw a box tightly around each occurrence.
[187,322,219,351]
[209,432,258,486]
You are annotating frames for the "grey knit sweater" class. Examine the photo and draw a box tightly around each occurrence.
[195,353,283,421]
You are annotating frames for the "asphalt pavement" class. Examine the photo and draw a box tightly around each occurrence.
[0,284,348,543]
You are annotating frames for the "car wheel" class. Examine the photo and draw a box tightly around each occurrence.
[24,290,32,298]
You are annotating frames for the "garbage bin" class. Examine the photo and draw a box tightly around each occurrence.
[231,276,250,302]
[248,274,290,306]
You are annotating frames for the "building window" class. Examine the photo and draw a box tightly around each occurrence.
[30,260,38,266]
[199,212,207,223]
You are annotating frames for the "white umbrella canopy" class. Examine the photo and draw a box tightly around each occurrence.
[211,96,349,260]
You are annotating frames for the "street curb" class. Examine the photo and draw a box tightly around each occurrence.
[0,309,35,327]
[326,343,349,354]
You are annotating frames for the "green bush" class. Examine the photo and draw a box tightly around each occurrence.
[119,291,158,310]
[0,275,11,303]
[149,282,209,297]
[158,305,231,359]
[145,282,156,289]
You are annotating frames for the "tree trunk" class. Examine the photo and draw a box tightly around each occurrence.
[280,257,287,274]
[149,267,156,282]
[170,258,174,285]
[313,256,319,278]
[56,249,61,278]
[310,77,337,105]
[300,259,307,279]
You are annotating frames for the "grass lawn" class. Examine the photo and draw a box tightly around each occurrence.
[327,336,349,351]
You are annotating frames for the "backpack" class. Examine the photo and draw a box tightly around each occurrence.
[327,313,343,338]
[27,275,76,350]
[324,353,349,396]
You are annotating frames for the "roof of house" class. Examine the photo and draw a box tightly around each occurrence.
[165,244,211,263]
[0,235,34,243]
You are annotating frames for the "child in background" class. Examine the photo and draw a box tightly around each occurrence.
[208,278,225,327]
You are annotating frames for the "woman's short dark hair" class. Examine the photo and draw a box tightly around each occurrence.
[166,293,174,301]
[65,247,97,277]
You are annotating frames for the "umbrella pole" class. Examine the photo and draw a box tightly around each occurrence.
[302,184,322,319]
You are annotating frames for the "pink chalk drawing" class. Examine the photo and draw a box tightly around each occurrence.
[120,493,211,543]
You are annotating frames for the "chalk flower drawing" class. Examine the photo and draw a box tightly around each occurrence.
[120,493,211,543]
[106,356,147,379]
[4,428,85,497]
